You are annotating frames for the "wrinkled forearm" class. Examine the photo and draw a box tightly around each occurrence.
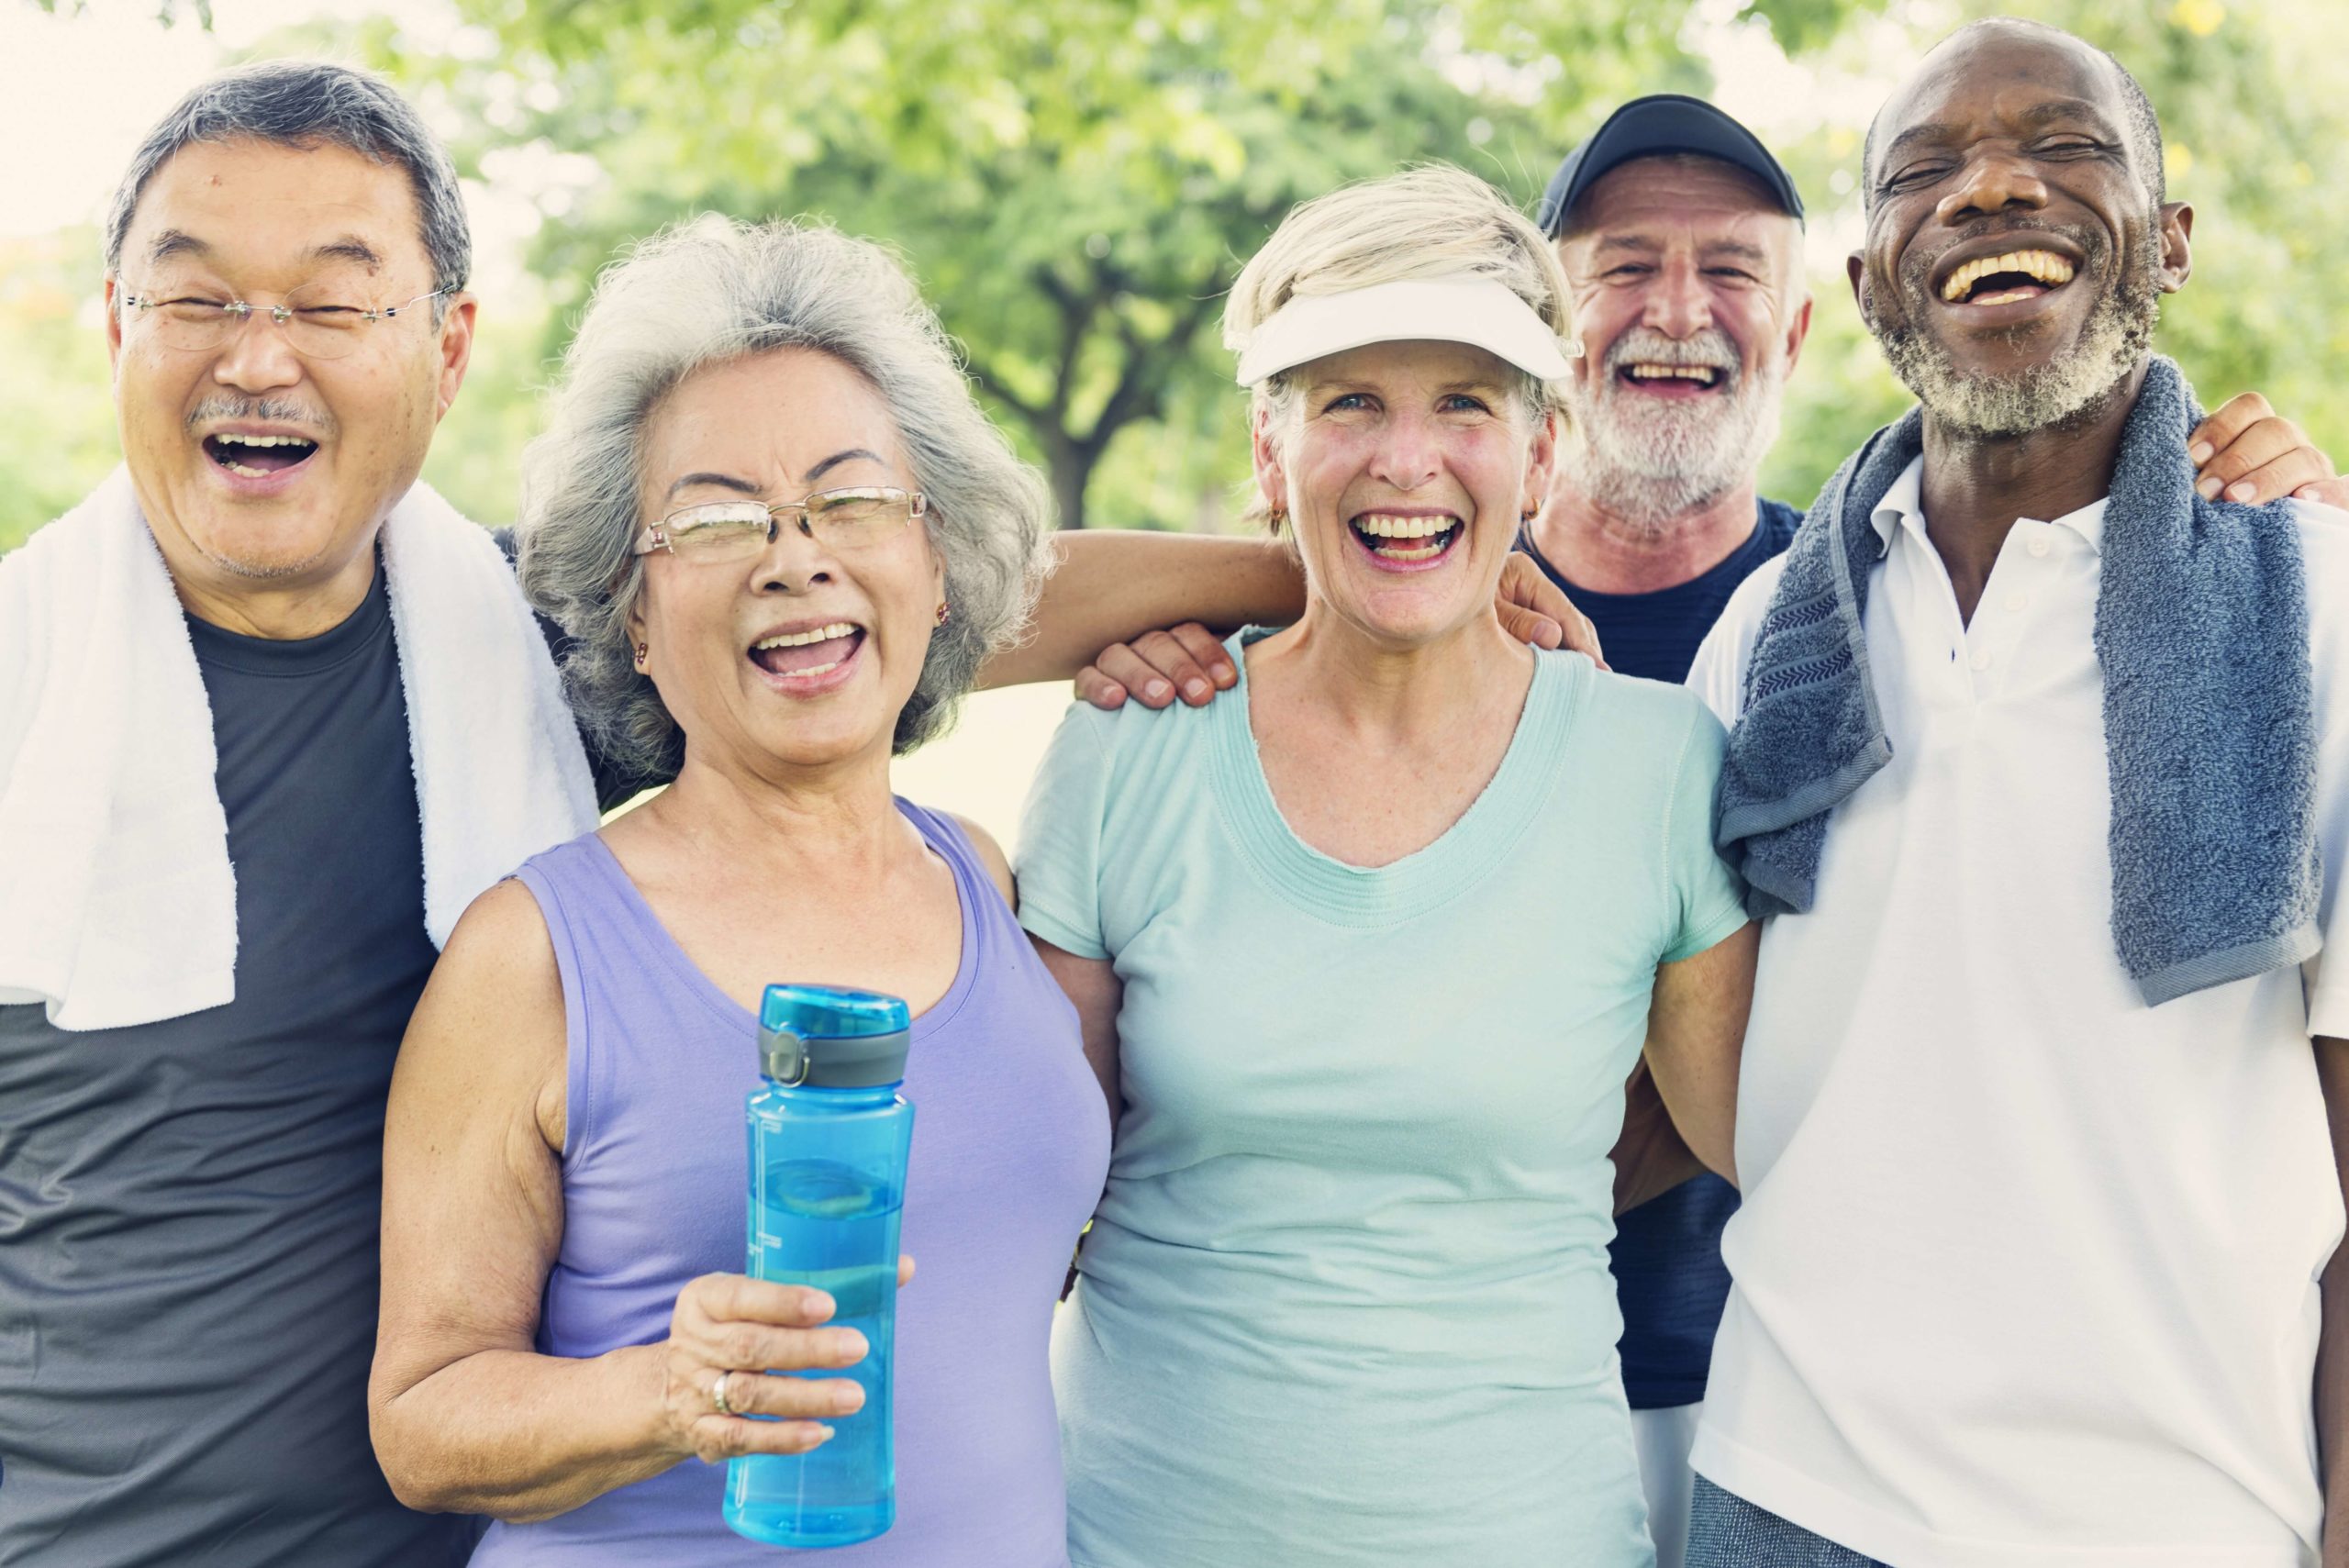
[978,531,1304,689]
[372,1343,675,1522]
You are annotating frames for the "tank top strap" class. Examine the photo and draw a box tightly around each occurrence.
[509,829,705,1159]
[509,830,671,988]
[894,798,1019,975]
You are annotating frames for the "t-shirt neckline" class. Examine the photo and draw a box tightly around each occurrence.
[1208,625,1585,926]
[184,551,394,678]
[1515,496,1794,611]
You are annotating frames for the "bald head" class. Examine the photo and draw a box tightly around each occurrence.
[1846,16,2193,440]
[1863,20,2165,213]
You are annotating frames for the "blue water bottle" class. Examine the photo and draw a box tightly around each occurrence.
[723,984,916,1549]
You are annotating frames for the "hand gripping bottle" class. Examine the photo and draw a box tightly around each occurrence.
[723,984,916,1548]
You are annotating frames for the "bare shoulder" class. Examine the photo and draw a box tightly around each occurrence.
[437,876,562,1001]
[395,875,566,1102]
[943,811,1018,907]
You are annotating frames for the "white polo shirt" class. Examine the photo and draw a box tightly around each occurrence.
[1686,458,2349,1568]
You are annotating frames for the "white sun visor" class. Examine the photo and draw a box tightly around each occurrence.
[1232,275,1575,387]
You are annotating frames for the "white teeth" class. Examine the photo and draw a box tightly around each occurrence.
[1353,515,1456,539]
[222,462,268,478]
[1626,363,1721,382]
[778,658,844,679]
[214,434,315,449]
[1941,248,2076,302]
[752,622,858,650]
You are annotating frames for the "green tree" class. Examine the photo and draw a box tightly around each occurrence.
[391,0,1727,528]
[0,229,120,552]
[6,0,2344,552]
[415,0,2347,528]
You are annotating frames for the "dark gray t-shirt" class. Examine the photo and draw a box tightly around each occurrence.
[0,565,474,1566]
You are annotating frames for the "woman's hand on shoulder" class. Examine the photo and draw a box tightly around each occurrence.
[655,1262,914,1463]
[1074,623,1238,712]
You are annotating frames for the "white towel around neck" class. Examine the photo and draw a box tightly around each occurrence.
[0,467,601,1031]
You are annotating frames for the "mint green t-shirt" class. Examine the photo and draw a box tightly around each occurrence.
[1014,630,1748,1568]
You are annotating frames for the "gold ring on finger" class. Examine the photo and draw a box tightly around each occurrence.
[710,1369,736,1417]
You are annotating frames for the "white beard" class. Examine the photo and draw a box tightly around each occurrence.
[1558,328,1786,529]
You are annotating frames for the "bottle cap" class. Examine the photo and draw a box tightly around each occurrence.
[758,984,911,1088]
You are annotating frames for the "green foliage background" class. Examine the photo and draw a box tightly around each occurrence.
[6,0,2344,551]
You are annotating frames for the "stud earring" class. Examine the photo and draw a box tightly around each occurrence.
[633,642,648,670]
[1564,338,1586,360]
[935,602,951,627]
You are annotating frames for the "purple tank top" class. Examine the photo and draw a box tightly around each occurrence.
[470,800,1109,1566]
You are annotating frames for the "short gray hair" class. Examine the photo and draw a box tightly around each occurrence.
[106,61,470,309]
[518,217,1052,780]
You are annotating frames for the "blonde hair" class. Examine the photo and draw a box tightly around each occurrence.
[1223,164,1571,528]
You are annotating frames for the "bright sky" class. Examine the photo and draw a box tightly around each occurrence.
[0,0,562,298]
[8,1,422,236]
[6,0,1907,247]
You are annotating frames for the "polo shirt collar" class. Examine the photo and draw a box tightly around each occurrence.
[1868,456,1930,557]
[1867,454,2110,557]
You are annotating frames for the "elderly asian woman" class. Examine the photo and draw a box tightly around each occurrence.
[366,219,1112,1564]
[1015,165,1760,1566]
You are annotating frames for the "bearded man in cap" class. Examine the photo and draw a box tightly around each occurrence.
[1513,98,1818,1568]
[1687,20,2349,1566]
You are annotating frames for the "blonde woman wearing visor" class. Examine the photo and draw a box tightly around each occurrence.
[1016,165,1759,1567]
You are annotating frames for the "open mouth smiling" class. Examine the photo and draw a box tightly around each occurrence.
[1934,245,2080,310]
[1617,361,1728,396]
[1349,511,1463,569]
[748,619,867,684]
[202,431,320,480]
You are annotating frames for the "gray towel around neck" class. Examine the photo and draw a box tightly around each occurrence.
[1714,356,2320,1006]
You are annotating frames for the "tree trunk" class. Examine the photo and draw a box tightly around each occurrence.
[1046,434,1097,530]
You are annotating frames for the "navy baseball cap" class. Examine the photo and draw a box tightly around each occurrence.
[1537,94,1804,237]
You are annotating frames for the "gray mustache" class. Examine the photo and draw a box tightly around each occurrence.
[1602,328,1739,376]
[184,396,337,438]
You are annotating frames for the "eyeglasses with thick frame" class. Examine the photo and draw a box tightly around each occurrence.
[633,487,930,562]
[116,281,454,361]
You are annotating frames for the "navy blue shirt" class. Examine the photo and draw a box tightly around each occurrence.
[1519,495,1800,1408]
